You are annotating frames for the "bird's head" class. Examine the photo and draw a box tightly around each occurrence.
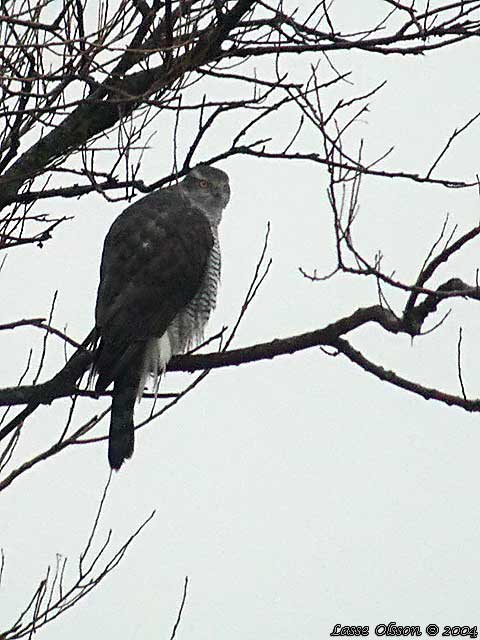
[182,164,231,222]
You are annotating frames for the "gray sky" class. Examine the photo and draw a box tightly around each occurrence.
[2,2,480,638]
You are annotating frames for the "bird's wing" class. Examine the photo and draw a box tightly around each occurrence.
[94,189,213,391]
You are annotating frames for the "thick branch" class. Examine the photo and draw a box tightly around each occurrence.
[0,305,404,408]
[1,276,479,444]
[333,338,480,412]
[404,278,480,335]
[0,0,255,210]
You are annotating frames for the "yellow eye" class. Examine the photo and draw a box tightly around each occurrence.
[199,179,208,188]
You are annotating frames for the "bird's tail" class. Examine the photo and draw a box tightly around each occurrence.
[108,373,138,470]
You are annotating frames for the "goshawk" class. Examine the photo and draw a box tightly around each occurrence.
[94,164,231,469]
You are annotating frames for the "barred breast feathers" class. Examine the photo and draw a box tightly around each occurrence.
[137,226,221,400]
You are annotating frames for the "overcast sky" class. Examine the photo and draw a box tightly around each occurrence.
[2,2,480,638]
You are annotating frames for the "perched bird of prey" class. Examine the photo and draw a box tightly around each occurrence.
[94,164,230,469]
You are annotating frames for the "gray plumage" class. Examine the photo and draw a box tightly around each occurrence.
[93,164,230,469]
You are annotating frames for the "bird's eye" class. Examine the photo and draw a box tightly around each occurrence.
[199,179,208,188]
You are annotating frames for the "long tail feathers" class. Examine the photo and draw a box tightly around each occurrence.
[108,372,139,470]
[100,338,171,469]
